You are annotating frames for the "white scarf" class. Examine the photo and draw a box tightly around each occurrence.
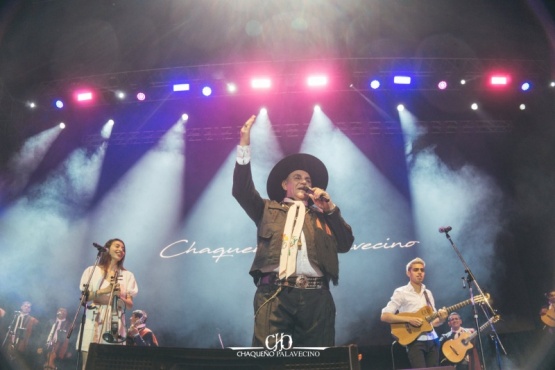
[279,201,306,279]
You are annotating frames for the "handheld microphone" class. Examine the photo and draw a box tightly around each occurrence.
[92,243,107,252]
[438,226,452,233]
[300,186,330,203]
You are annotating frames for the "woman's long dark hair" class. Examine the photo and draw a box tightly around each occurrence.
[98,238,127,271]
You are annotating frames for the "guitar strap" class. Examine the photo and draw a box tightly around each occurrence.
[423,290,433,308]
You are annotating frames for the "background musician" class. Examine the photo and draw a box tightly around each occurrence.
[3,301,39,368]
[540,289,555,333]
[381,257,448,368]
[439,312,481,370]
[126,310,158,347]
[42,307,72,370]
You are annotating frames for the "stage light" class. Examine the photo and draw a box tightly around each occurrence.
[438,81,447,90]
[227,83,237,93]
[314,105,321,112]
[59,122,66,129]
[251,78,271,89]
[55,100,64,109]
[202,86,212,97]
[173,83,190,92]
[471,103,478,110]
[520,82,531,91]
[307,75,328,87]
[370,80,380,89]
[460,79,467,85]
[115,91,126,100]
[550,81,555,88]
[489,75,509,86]
[76,91,93,102]
[519,104,526,110]
[107,119,114,125]
[27,101,37,109]
[181,113,189,121]
[136,92,146,101]
[393,76,411,85]
[397,104,405,112]
[260,107,267,115]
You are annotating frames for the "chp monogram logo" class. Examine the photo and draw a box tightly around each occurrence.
[231,333,325,358]
[265,333,293,351]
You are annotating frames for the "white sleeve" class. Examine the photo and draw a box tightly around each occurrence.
[236,145,251,165]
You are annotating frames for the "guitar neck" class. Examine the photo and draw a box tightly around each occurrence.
[466,316,499,341]
[425,297,474,322]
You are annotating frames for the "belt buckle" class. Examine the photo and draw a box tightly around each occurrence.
[295,275,308,289]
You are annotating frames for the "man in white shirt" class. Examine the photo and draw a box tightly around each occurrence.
[381,257,448,368]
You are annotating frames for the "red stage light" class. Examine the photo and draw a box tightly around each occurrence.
[75,91,93,102]
[251,78,271,89]
[307,75,328,87]
[489,75,510,86]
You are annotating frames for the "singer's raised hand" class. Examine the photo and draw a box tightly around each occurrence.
[240,115,256,146]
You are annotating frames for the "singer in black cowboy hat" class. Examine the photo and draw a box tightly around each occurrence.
[232,115,354,347]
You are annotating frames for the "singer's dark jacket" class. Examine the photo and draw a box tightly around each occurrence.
[232,161,354,285]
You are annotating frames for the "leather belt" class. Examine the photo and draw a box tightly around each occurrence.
[257,272,328,290]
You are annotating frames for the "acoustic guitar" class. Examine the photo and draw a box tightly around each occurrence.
[540,306,555,327]
[442,315,500,363]
[390,293,489,346]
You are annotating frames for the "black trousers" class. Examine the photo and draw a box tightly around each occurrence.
[406,339,440,368]
[252,284,336,348]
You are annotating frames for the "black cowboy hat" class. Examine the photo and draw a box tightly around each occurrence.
[266,153,328,201]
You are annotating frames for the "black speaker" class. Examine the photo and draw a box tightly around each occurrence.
[86,343,361,370]
[399,367,454,370]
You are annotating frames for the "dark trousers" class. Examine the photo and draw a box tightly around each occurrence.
[406,339,440,368]
[252,284,336,347]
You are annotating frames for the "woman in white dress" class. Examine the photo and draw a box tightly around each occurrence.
[78,238,138,369]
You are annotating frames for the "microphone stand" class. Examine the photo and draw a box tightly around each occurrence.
[1,311,19,356]
[66,244,105,370]
[441,227,507,370]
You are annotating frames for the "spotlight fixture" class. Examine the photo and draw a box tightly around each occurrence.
[173,83,190,92]
[55,100,64,109]
[75,91,93,102]
[136,92,146,101]
[227,83,237,93]
[370,80,380,89]
[489,75,509,86]
[397,104,405,112]
[251,78,271,89]
[306,75,328,87]
[437,81,448,90]
[202,86,212,97]
[393,76,411,85]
